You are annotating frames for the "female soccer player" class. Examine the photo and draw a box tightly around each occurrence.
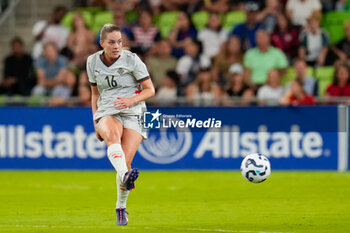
[86,24,155,226]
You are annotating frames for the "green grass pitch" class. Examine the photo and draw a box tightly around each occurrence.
[0,171,349,233]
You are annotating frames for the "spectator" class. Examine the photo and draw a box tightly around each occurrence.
[244,29,288,86]
[298,15,329,67]
[186,68,222,105]
[332,22,350,64]
[66,13,98,68]
[130,9,161,58]
[257,0,281,34]
[203,0,229,13]
[197,12,229,60]
[77,83,91,107]
[212,36,243,84]
[95,9,133,48]
[162,0,200,12]
[104,0,139,11]
[155,70,180,105]
[293,58,318,96]
[76,0,106,8]
[320,0,341,12]
[0,37,36,96]
[78,70,89,86]
[176,38,210,87]
[231,1,262,52]
[138,0,163,14]
[280,79,316,105]
[257,69,285,105]
[146,39,178,88]
[168,11,197,58]
[271,14,300,63]
[286,0,321,27]
[225,63,254,103]
[325,63,350,97]
[32,5,69,59]
[334,0,350,11]
[32,42,75,98]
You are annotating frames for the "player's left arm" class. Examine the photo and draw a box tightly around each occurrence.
[114,78,155,109]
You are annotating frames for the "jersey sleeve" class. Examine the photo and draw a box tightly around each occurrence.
[86,55,96,85]
[133,54,150,82]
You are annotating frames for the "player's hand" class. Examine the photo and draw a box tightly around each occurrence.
[114,97,135,110]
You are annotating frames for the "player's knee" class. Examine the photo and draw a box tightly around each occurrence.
[104,128,121,145]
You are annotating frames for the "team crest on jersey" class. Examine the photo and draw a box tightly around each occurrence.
[117,68,124,75]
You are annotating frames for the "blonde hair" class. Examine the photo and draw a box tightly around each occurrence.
[100,23,121,41]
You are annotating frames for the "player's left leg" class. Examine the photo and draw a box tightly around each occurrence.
[117,128,142,203]
[121,128,143,170]
[115,128,143,225]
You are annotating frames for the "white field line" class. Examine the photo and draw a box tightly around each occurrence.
[0,225,293,233]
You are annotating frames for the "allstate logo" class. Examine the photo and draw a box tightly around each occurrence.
[139,110,192,164]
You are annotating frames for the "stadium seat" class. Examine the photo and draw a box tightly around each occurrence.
[126,10,139,24]
[157,11,179,38]
[281,67,315,85]
[222,11,246,31]
[191,11,209,30]
[27,96,45,107]
[306,67,315,77]
[281,67,297,85]
[61,11,93,31]
[322,11,350,44]
[76,6,103,15]
[92,11,114,34]
[152,13,160,25]
[9,95,25,106]
[315,66,335,96]
[0,95,7,106]
[61,12,74,30]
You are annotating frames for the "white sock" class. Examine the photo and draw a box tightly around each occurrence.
[116,173,129,209]
[107,144,128,181]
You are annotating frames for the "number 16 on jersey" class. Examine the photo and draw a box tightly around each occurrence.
[105,75,117,87]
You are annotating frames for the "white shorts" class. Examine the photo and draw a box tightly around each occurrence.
[96,114,147,140]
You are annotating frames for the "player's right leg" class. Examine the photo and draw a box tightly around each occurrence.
[96,116,128,181]
[114,125,143,226]
[97,116,132,226]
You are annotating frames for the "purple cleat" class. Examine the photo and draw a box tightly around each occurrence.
[123,168,139,191]
[116,208,128,226]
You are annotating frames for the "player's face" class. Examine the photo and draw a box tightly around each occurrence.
[100,31,122,60]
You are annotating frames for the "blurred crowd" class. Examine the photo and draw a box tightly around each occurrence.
[2,0,350,106]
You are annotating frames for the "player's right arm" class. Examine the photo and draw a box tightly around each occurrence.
[90,84,103,141]
[87,54,103,141]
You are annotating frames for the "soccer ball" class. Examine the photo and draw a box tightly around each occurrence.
[240,153,271,183]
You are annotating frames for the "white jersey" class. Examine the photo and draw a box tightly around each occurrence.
[87,50,150,121]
